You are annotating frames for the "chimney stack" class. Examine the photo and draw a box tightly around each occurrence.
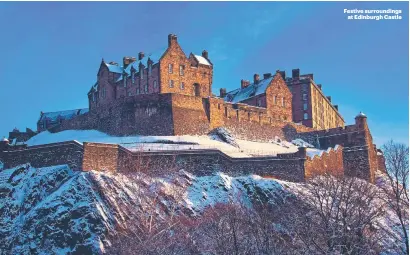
[263,73,272,79]
[202,50,208,59]
[241,79,250,89]
[168,34,178,47]
[317,84,322,90]
[292,69,300,79]
[220,88,227,98]
[123,56,136,68]
[254,74,260,84]
[326,96,331,102]
[279,71,286,80]
[333,105,338,111]
[138,52,145,60]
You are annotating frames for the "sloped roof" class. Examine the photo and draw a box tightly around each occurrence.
[39,109,89,122]
[224,76,274,103]
[193,55,212,66]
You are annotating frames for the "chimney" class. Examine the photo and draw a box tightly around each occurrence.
[138,52,145,60]
[109,61,118,66]
[220,88,227,98]
[317,84,322,90]
[263,73,272,79]
[326,96,331,102]
[241,79,250,89]
[279,71,286,80]
[202,50,208,59]
[333,105,338,111]
[292,69,300,79]
[254,74,260,84]
[168,34,178,47]
[123,56,136,68]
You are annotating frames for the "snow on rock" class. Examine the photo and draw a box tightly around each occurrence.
[0,164,403,254]
[291,138,314,148]
[0,164,292,254]
[208,127,239,148]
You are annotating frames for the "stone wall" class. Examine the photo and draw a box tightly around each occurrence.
[304,146,344,179]
[0,141,84,170]
[82,142,307,182]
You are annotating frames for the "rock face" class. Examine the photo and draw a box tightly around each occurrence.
[0,164,289,254]
[209,127,239,148]
[0,164,112,254]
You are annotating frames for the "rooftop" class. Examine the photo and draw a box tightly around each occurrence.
[224,76,274,103]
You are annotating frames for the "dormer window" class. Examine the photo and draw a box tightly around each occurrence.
[180,65,184,76]
[148,64,152,76]
[168,64,173,74]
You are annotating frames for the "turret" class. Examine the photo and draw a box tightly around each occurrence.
[0,137,9,152]
[355,112,368,129]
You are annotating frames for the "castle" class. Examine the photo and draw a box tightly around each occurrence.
[0,34,386,183]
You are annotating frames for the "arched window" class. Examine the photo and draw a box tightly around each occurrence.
[304,113,308,120]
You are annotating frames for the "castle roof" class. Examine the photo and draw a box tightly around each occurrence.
[193,55,212,66]
[356,112,367,118]
[224,76,274,103]
[39,108,89,123]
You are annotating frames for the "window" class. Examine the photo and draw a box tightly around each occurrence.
[274,96,277,105]
[302,83,308,91]
[140,69,144,80]
[123,76,127,87]
[303,93,307,101]
[303,103,308,110]
[148,64,152,76]
[304,113,308,120]
[169,80,174,88]
[92,93,95,102]
[257,98,262,107]
[136,87,140,95]
[179,65,184,76]
[281,97,285,107]
[145,84,148,93]
[154,80,158,89]
[202,72,206,78]
[168,64,173,73]
[132,72,135,84]
[180,82,184,90]
[128,92,132,97]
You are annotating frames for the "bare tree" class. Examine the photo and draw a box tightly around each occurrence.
[291,175,386,254]
[380,140,409,255]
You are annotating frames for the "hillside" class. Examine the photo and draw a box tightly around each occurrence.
[0,164,405,254]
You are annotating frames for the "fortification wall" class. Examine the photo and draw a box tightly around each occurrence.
[170,94,210,135]
[51,94,175,136]
[0,141,84,170]
[304,146,344,179]
[81,142,307,182]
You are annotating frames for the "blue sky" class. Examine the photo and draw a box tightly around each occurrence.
[0,2,408,146]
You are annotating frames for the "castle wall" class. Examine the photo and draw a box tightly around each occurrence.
[52,94,175,136]
[0,141,84,170]
[89,143,308,182]
[170,94,210,135]
[304,146,344,179]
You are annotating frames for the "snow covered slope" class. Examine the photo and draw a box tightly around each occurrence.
[0,164,290,254]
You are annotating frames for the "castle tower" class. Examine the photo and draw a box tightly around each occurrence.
[0,137,9,152]
[355,112,368,130]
